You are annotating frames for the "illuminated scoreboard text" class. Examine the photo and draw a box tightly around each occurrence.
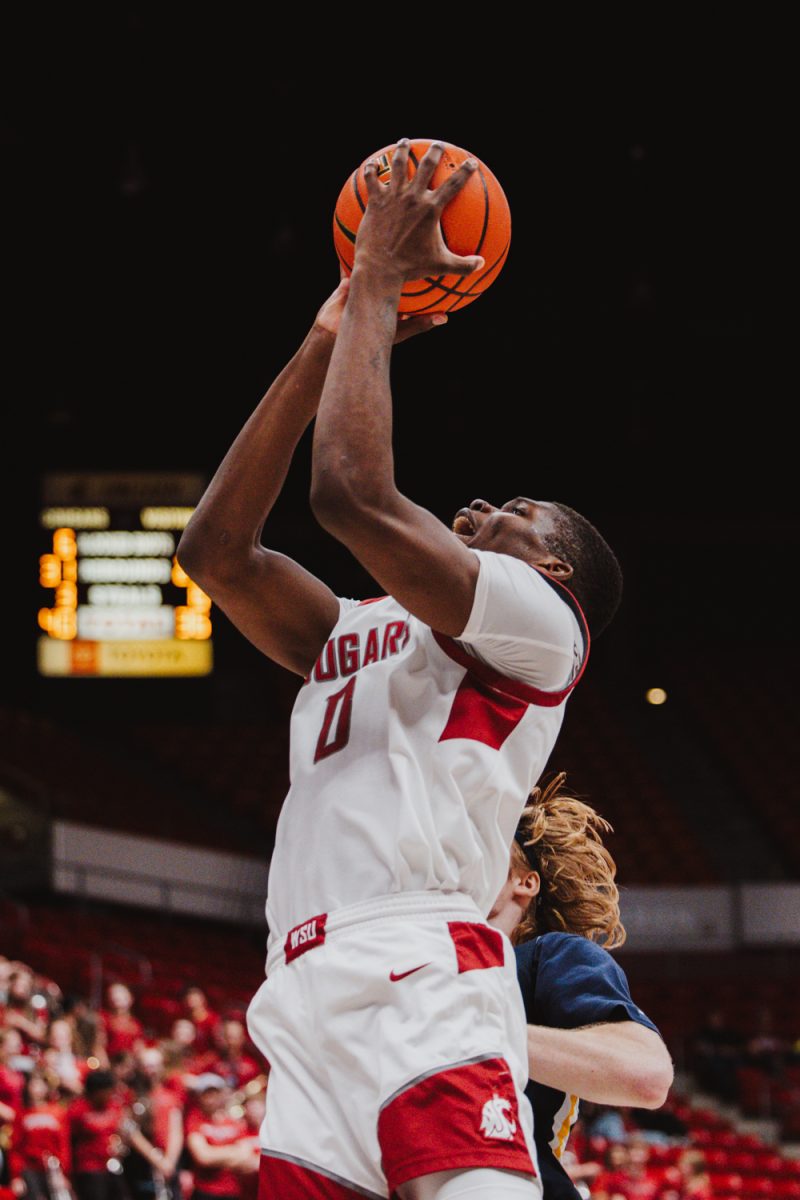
[37,474,213,678]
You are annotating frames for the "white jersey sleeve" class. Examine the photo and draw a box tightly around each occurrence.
[457,549,583,692]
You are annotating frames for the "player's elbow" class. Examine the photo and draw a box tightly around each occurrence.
[176,523,247,597]
[630,1051,674,1108]
[310,473,391,539]
[175,527,219,592]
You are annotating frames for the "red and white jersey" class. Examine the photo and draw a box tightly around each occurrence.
[266,549,588,943]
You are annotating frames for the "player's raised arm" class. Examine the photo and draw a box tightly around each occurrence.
[177,280,445,676]
[176,287,349,676]
[310,140,489,637]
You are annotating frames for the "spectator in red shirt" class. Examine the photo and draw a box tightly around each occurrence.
[3,971,48,1050]
[594,1138,663,1200]
[169,1021,196,1055]
[673,1150,712,1200]
[233,1093,264,1200]
[208,1023,261,1093]
[60,997,104,1064]
[180,991,218,1057]
[184,1076,248,1200]
[100,985,143,1061]
[0,1029,26,1124]
[593,1143,634,1200]
[42,1019,87,1097]
[119,1046,183,1200]
[8,1070,70,1200]
[68,1070,125,1200]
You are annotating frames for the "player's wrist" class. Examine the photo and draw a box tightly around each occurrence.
[306,320,338,350]
[349,257,405,296]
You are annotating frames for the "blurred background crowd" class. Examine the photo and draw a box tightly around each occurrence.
[4,908,800,1200]
[1,953,266,1200]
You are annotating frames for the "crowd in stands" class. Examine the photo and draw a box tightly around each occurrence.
[4,952,800,1200]
[0,957,266,1200]
[692,1009,800,1140]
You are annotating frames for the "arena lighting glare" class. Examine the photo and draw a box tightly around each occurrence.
[646,687,668,706]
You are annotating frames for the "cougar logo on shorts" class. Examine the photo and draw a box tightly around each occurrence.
[480,1093,517,1141]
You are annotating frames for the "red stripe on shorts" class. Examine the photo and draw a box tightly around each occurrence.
[378,1056,534,1192]
[448,921,505,973]
[258,1154,375,1199]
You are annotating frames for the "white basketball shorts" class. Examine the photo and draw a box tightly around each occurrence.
[246,891,539,1199]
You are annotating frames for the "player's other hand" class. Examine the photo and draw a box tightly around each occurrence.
[313,275,448,343]
[354,139,485,284]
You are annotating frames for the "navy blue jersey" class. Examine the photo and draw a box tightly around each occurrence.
[515,932,660,1200]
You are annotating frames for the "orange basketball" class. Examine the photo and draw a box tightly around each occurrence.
[333,139,511,315]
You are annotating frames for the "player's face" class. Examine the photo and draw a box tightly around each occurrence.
[451,497,561,564]
[487,855,540,938]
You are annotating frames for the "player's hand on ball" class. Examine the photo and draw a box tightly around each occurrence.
[314,276,351,336]
[313,275,448,343]
[356,140,485,284]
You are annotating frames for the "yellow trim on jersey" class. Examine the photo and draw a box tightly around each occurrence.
[554,1095,579,1160]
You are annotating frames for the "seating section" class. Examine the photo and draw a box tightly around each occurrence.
[2,648,799,881]
[544,679,717,883]
[0,683,719,882]
[3,896,264,1020]
[584,1101,800,1194]
[0,706,270,854]
[671,650,800,876]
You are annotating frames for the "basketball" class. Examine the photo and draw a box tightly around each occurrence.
[332,139,511,315]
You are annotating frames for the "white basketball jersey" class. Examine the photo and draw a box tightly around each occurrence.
[265,550,589,943]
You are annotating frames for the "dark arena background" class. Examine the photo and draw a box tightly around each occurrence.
[2,12,796,1200]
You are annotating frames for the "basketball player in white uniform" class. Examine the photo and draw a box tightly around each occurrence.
[178,141,622,1200]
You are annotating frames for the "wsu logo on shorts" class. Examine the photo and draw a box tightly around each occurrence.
[480,1093,517,1141]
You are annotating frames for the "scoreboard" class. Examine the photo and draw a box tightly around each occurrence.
[37,472,213,678]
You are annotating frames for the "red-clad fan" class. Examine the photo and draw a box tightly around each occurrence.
[3,970,48,1051]
[68,1070,126,1200]
[0,1028,26,1123]
[593,1143,634,1199]
[184,1075,248,1200]
[207,1021,261,1092]
[42,1019,88,1097]
[181,989,219,1057]
[8,1071,71,1200]
[159,1024,197,1109]
[234,1092,265,1200]
[118,1044,184,1200]
[592,1139,664,1200]
[100,984,143,1061]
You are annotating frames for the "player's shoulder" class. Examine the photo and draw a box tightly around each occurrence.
[469,549,585,642]
[515,931,613,974]
[470,548,559,591]
[336,595,403,619]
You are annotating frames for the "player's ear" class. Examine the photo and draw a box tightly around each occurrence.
[536,555,573,581]
[512,871,540,902]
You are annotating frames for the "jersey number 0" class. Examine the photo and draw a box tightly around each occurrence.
[313,677,356,763]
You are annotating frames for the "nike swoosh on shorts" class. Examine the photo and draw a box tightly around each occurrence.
[389,963,431,982]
